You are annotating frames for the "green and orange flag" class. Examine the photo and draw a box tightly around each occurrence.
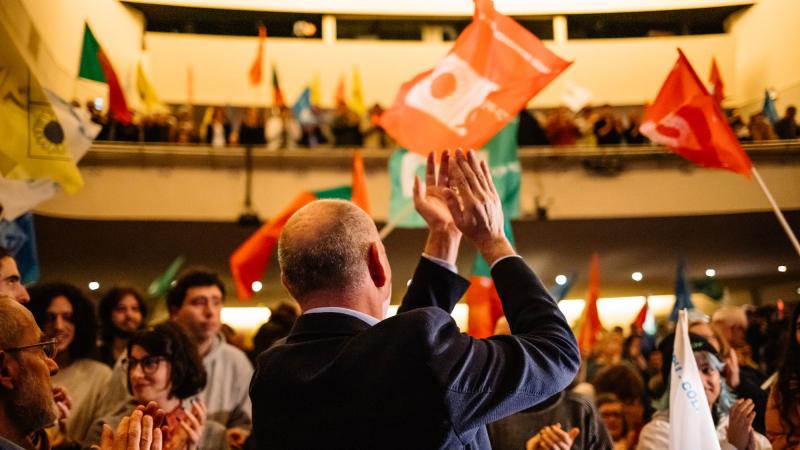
[230,151,370,299]
[78,24,132,124]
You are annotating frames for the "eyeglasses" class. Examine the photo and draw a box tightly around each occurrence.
[125,356,167,375]
[5,339,58,359]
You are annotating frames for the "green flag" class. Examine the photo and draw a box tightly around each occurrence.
[78,24,105,83]
[147,256,185,298]
[388,116,521,229]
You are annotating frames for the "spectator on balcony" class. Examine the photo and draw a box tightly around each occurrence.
[517,109,549,146]
[730,114,752,142]
[594,105,623,146]
[331,103,364,147]
[624,113,647,145]
[237,107,267,147]
[205,107,231,148]
[546,107,580,146]
[774,106,797,140]
[575,106,598,146]
[749,113,778,141]
[364,103,390,149]
[172,107,198,144]
[299,106,327,148]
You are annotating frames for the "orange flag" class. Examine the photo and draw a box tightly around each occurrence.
[577,253,603,355]
[709,57,724,105]
[351,150,370,214]
[249,25,267,86]
[379,0,570,156]
[640,49,752,178]
[334,75,346,107]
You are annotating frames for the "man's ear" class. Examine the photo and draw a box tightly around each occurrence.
[0,351,16,390]
[367,242,387,288]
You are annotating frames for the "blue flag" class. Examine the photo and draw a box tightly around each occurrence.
[762,90,779,124]
[0,212,40,283]
[670,258,695,322]
[292,87,316,126]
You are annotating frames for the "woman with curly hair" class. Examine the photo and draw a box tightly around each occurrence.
[85,321,226,450]
[767,305,800,449]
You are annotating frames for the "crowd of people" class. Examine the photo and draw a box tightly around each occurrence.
[1,150,799,449]
[85,98,799,151]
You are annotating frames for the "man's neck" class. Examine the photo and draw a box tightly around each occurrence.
[196,335,216,358]
[112,337,128,359]
[0,414,34,450]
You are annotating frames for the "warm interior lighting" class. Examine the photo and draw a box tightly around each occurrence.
[778,265,787,273]
[251,281,263,292]
[88,281,100,291]
[221,307,272,336]
[555,274,568,286]
[705,268,716,277]
[631,272,643,282]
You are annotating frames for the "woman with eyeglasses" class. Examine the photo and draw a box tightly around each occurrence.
[84,321,227,450]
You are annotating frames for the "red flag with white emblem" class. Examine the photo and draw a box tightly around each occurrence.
[379,0,570,156]
[640,50,751,178]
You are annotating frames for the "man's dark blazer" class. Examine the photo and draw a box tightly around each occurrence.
[250,256,580,449]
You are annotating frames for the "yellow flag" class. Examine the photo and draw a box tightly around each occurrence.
[349,66,366,117]
[0,22,83,194]
[136,59,162,113]
[310,72,321,106]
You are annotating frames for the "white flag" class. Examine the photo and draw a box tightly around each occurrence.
[44,89,101,162]
[0,178,58,221]
[669,309,721,450]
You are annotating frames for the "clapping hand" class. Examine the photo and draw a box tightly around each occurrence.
[526,424,580,450]
[727,398,756,450]
[414,150,462,264]
[92,405,165,450]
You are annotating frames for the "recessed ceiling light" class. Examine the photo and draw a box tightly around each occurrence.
[555,275,567,286]
[778,265,788,273]
[88,281,100,291]
[251,281,263,293]
[705,269,716,277]
[631,272,643,282]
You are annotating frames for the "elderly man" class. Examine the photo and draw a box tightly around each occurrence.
[250,149,580,449]
[0,248,29,304]
[0,298,161,450]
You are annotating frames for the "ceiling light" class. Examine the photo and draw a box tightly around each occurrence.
[251,281,263,293]
[778,265,787,273]
[88,281,100,291]
[631,272,643,282]
[555,275,567,286]
[705,269,716,277]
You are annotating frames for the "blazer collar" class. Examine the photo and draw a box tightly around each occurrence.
[287,312,372,342]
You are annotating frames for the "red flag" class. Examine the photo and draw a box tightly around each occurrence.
[249,25,267,86]
[96,49,132,124]
[379,0,570,156]
[640,50,752,178]
[230,191,317,300]
[351,150,370,214]
[466,276,504,338]
[271,64,285,107]
[633,300,649,333]
[334,75,346,107]
[577,253,603,355]
[709,57,724,105]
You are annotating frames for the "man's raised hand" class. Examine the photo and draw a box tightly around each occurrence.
[443,149,514,266]
[413,150,462,265]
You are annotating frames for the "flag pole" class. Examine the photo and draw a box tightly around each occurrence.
[751,166,800,258]
[378,202,415,240]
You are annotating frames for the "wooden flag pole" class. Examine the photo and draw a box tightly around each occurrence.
[751,166,800,258]
[378,202,416,240]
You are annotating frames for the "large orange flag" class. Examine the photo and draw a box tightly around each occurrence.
[380,0,570,156]
[640,50,751,178]
[577,253,603,355]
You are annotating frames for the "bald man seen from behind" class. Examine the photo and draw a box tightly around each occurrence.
[249,149,581,449]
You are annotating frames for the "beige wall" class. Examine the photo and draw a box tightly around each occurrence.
[36,156,800,221]
[729,0,800,112]
[145,32,736,108]
[7,0,145,105]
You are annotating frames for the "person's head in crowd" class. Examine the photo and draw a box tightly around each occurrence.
[99,287,147,341]
[0,297,59,446]
[243,107,260,127]
[775,305,800,426]
[212,106,227,124]
[785,106,797,120]
[252,303,299,357]
[596,393,627,442]
[689,320,732,358]
[600,104,614,118]
[596,331,624,363]
[712,306,748,349]
[623,333,643,360]
[27,282,98,366]
[278,199,391,320]
[593,363,646,420]
[0,247,29,304]
[125,321,206,410]
[657,332,735,419]
[167,269,225,356]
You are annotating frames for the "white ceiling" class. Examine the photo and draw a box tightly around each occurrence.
[124,0,756,16]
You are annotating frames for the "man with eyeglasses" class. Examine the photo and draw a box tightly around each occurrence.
[0,297,163,450]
